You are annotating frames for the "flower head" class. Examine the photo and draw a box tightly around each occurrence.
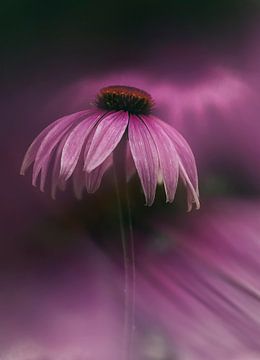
[21,85,200,210]
[96,85,154,115]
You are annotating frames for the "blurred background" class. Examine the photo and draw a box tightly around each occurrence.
[1,1,260,359]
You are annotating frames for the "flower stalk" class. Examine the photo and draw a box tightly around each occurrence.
[113,136,136,360]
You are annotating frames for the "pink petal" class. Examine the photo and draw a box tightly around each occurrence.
[179,160,200,211]
[142,115,179,203]
[60,111,105,180]
[172,131,199,193]
[154,117,199,192]
[86,156,112,193]
[20,111,86,175]
[51,134,70,198]
[85,111,129,172]
[152,116,200,210]
[39,157,52,192]
[72,152,86,200]
[32,110,90,186]
[128,115,159,206]
[72,126,98,199]
[20,122,57,176]
[40,131,73,193]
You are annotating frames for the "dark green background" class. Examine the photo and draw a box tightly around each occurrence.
[1,0,258,78]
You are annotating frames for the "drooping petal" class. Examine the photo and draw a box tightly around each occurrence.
[172,129,199,193]
[154,117,199,192]
[152,116,199,210]
[128,115,159,206]
[85,111,129,172]
[20,110,89,176]
[72,151,86,200]
[41,131,73,193]
[51,134,71,198]
[72,126,98,199]
[142,115,179,203]
[179,160,200,211]
[20,122,57,176]
[39,156,52,192]
[32,110,90,186]
[60,111,105,180]
[86,156,112,193]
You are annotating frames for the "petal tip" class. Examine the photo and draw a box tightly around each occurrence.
[85,163,98,173]
[59,171,69,183]
[187,198,200,212]
[20,162,28,176]
[145,198,154,207]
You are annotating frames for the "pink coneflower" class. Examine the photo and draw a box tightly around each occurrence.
[21,85,199,209]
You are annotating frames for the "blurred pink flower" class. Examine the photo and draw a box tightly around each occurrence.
[21,85,199,209]
[135,199,260,359]
[1,200,260,360]
[0,241,123,360]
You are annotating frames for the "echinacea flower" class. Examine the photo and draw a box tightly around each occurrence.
[21,85,199,209]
